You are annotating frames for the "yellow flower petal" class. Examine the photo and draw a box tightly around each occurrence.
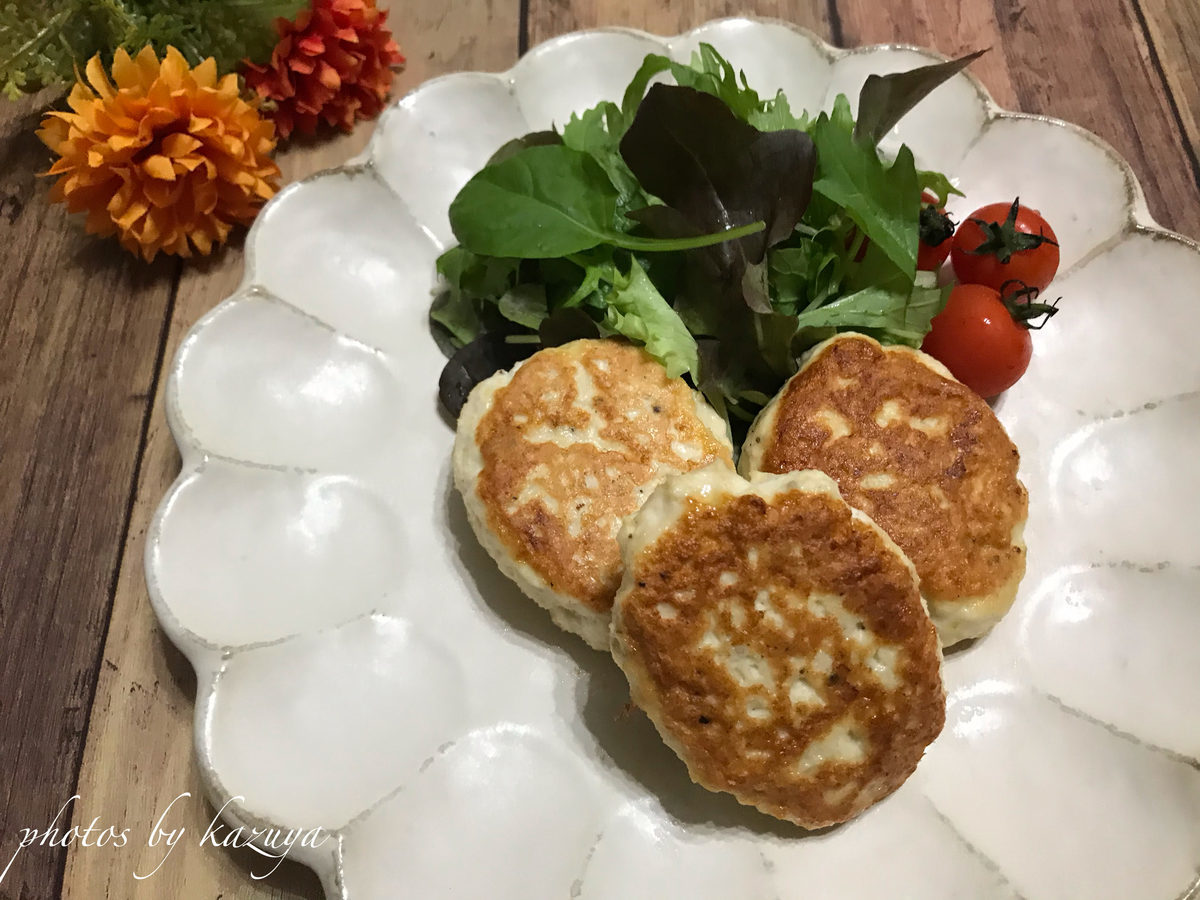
[106,183,133,214]
[174,155,203,173]
[216,74,240,100]
[193,180,219,215]
[84,55,116,100]
[192,57,218,89]
[138,212,161,246]
[114,200,149,230]
[190,227,213,255]
[163,133,202,158]
[135,46,161,86]
[93,107,137,134]
[65,83,97,113]
[40,43,279,260]
[144,178,182,208]
[161,47,187,89]
[107,133,142,152]
[111,49,141,89]
[142,155,176,181]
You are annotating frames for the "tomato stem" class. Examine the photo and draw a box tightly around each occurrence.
[968,196,1059,263]
[1001,280,1060,329]
[919,204,955,247]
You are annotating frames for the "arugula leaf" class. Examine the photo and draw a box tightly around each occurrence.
[560,259,606,308]
[917,169,964,206]
[768,236,846,315]
[854,50,987,146]
[810,95,920,279]
[794,278,949,344]
[889,275,951,346]
[601,257,699,378]
[621,44,804,133]
[561,103,647,214]
[449,144,765,258]
[620,53,674,120]
[668,44,763,121]
[747,91,809,131]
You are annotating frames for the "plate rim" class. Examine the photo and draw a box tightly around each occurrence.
[143,17,1200,900]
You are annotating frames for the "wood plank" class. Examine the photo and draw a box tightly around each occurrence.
[1135,0,1200,191]
[61,0,521,896]
[0,87,177,899]
[526,0,831,46]
[58,241,320,900]
[836,0,1200,238]
[829,0,1019,106]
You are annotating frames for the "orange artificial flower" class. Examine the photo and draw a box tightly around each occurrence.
[243,0,404,139]
[38,46,281,261]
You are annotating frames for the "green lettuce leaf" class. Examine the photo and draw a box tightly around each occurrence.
[809,95,921,279]
[601,257,699,378]
[497,285,549,329]
[794,277,950,345]
[561,102,648,216]
[449,144,765,259]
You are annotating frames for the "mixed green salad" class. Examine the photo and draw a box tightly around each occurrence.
[431,45,982,433]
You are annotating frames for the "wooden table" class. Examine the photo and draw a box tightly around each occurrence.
[1,0,1197,896]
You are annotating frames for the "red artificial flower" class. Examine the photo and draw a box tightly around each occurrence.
[243,0,405,138]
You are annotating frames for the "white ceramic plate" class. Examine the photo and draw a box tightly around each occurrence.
[147,18,1200,900]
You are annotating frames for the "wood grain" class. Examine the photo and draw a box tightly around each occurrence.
[59,1,521,897]
[831,0,1019,106]
[0,87,177,900]
[59,237,321,900]
[525,0,831,46]
[1136,0,1200,186]
[837,0,1200,239]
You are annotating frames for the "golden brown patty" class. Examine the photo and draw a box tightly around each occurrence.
[612,466,945,828]
[453,339,733,649]
[740,333,1028,646]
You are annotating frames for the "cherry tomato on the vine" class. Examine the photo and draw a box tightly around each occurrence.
[951,198,1059,292]
[917,191,955,271]
[921,282,1060,398]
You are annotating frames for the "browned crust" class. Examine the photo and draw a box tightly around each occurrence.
[475,341,731,612]
[614,488,945,828]
[755,336,1027,605]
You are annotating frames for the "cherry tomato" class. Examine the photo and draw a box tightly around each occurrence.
[918,192,954,271]
[951,198,1059,292]
[921,283,1032,398]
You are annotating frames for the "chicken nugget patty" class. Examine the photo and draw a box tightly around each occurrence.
[611,465,945,828]
[454,339,733,649]
[740,333,1028,646]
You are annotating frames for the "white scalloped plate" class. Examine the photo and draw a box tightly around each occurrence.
[147,18,1200,900]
